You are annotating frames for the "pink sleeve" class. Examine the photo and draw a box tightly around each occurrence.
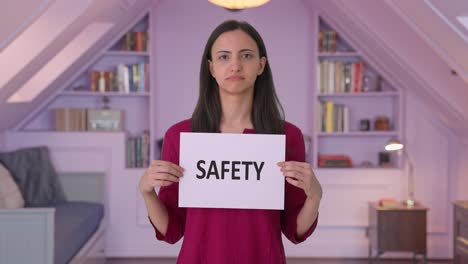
[149,129,186,244]
[281,125,318,244]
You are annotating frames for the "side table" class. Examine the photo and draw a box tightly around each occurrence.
[368,202,427,263]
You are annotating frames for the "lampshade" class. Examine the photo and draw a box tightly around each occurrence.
[208,0,270,10]
[385,139,404,151]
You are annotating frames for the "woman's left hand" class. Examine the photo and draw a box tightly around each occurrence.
[278,161,323,200]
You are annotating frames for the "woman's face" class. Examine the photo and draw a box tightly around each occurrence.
[209,29,266,97]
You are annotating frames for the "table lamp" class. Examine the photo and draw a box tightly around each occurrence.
[385,139,415,207]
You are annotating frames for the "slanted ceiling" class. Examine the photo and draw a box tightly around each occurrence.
[0,0,153,131]
[308,0,468,136]
[1,0,468,135]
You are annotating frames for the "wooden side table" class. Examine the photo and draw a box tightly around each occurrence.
[453,201,468,264]
[368,202,428,264]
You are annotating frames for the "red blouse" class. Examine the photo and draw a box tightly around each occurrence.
[150,119,318,264]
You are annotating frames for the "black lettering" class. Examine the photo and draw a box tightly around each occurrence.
[253,161,265,181]
[207,160,219,179]
[196,160,206,179]
[221,160,229,180]
[232,161,241,180]
[241,161,253,180]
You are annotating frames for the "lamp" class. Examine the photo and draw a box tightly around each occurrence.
[385,139,415,207]
[208,0,270,10]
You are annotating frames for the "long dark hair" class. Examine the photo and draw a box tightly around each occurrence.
[191,20,284,134]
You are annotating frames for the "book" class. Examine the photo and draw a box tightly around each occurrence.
[378,198,400,208]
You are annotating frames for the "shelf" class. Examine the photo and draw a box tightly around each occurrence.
[314,167,400,171]
[317,92,399,98]
[318,52,360,57]
[13,130,125,134]
[317,131,398,137]
[60,91,150,97]
[104,51,149,56]
[124,168,146,173]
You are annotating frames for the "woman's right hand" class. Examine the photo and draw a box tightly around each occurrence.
[139,160,184,194]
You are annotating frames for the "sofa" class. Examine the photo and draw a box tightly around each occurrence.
[0,146,105,264]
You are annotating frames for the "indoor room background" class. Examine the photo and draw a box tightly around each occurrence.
[1,0,468,263]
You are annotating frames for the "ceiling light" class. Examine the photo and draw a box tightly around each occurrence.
[208,0,270,10]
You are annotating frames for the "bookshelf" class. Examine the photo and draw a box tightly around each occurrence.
[313,17,402,169]
[21,12,153,169]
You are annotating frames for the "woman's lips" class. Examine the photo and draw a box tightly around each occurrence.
[226,76,244,81]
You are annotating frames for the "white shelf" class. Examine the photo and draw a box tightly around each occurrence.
[60,91,150,97]
[104,51,149,56]
[317,131,398,137]
[314,167,400,171]
[315,17,402,170]
[123,168,146,173]
[317,92,399,97]
[318,51,360,57]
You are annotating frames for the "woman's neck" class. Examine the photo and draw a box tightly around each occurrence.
[219,93,253,133]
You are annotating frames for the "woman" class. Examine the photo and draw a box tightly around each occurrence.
[139,19,322,264]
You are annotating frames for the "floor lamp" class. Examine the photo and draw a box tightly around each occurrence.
[385,139,415,207]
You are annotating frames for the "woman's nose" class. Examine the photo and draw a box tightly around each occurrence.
[230,57,242,72]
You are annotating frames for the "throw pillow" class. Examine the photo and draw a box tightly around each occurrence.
[0,163,25,209]
[0,146,67,207]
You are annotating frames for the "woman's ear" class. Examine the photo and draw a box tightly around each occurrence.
[258,56,267,75]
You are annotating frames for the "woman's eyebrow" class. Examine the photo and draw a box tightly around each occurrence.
[215,49,256,54]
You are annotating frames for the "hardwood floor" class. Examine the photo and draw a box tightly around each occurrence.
[106,257,453,264]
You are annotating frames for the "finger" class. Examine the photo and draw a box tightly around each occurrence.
[155,180,174,187]
[281,167,309,181]
[280,165,306,174]
[280,163,307,173]
[285,177,304,189]
[282,170,305,181]
[153,165,183,177]
[152,160,185,174]
[149,172,180,182]
[280,161,311,170]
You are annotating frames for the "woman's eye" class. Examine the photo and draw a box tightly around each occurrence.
[242,53,253,59]
[218,54,229,60]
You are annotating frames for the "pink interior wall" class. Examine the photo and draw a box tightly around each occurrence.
[152,0,314,139]
[1,0,467,258]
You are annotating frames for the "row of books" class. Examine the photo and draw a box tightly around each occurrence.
[317,60,364,94]
[119,31,148,52]
[54,108,122,132]
[127,131,150,168]
[89,63,149,93]
[318,30,337,52]
[317,101,349,133]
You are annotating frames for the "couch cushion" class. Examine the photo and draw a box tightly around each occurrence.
[0,146,67,206]
[54,201,104,264]
[0,163,25,208]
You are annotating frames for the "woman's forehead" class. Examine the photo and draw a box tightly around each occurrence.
[211,30,258,53]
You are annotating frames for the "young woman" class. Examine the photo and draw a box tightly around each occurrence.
[139,20,322,264]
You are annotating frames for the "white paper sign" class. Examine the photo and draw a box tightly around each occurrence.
[179,132,285,210]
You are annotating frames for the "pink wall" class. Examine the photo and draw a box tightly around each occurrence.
[2,0,468,259]
[152,0,314,139]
